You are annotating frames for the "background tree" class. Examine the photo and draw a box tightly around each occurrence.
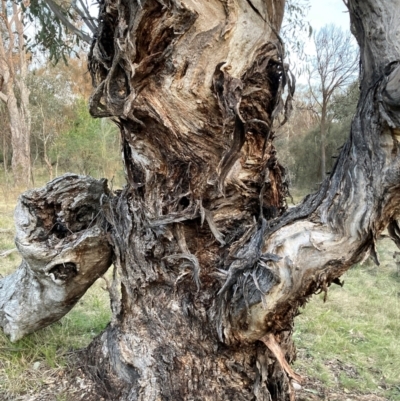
[0,0,32,186]
[22,0,96,62]
[0,101,11,175]
[0,0,97,186]
[281,0,312,78]
[27,56,122,181]
[275,90,319,189]
[1,1,400,401]
[29,65,76,179]
[53,98,122,180]
[306,25,358,182]
[276,81,359,191]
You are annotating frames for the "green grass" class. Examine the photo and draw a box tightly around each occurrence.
[0,183,22,277]
[294,237,400,400]
[0,279,112,395]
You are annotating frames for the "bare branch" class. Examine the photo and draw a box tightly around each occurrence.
[305,24,358,181]
[75,0,97,34]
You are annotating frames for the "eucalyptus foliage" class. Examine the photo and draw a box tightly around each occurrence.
[20,0,96,63]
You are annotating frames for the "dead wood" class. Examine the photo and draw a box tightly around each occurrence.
[0,174,113,341]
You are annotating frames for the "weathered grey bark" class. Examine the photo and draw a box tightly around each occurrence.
[2,0,400,400]
[0,174,112,341]
[87,1,293,399]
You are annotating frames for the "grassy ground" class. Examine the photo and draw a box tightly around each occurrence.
[294,237,400,400]
[1,182,400,400]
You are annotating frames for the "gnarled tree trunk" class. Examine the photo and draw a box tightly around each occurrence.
[84,0,400,399]
[1,0,400,400]
[86,0,294,399]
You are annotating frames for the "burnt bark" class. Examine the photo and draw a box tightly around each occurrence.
[2,0,400,400]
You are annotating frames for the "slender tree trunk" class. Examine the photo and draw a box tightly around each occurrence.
[40,105,54,180]
[320,103,327,181]
[8,90,31,186]
[2,124,8,174]
[43,142,53,180]
[0,1,32,187]
[2,0,400,400]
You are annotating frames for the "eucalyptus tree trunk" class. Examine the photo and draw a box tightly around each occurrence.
[84,0,400,399]
[1,0,400,400]
[86,0,292,399]
[13,1,32,185]
[0,1,32,186]
[320,103,327,182]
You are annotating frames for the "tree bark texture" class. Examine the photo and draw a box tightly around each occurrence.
[0,174,112,341]
[2,0,400,400]
[86,0,297,399]
[83,0,400,399]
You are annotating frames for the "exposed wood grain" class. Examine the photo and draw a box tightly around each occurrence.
[86,0,400,399]
[2,0,400,400]
[0,174,112,341]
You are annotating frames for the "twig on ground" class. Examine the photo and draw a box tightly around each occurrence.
[0,248,17,258]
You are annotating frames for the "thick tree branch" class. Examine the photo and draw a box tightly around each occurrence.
[0,174,113,341]
[217,0,400,345]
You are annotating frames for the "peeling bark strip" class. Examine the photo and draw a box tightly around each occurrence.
[260,334,303,384]
[0,174,112,341]
[87,0,294,399]
[84,0,400,398]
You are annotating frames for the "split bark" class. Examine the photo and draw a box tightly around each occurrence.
[2,0,400,400]
[0,174,112,341]
[84,0,400,399]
